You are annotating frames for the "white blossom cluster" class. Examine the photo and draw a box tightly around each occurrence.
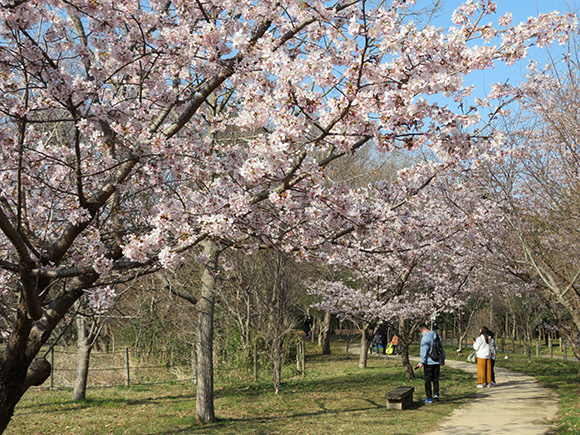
[88,286,116,315]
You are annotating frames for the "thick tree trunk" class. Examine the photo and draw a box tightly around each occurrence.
[0,298,52,433]
[195,240,220,423]
[0,355,51,432]
[321,311,331,355]
[397,318,415,380]
[0,274,95,433]
[400,340,415,380]
[0,360,27,434]
[358,324,371,369]
[72,315,91,402]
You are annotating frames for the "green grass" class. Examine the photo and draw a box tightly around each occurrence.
[494,338,573,359]
[6,341,475,435]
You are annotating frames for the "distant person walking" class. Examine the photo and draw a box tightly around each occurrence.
[488,330,498,385]
[390,334,399,355]
[416,323,445,404]
[303,315,313,338]
[370,327,382,355]
[473,326,492,388]
[377,324,388,354]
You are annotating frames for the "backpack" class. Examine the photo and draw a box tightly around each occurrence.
[429,333,443,362]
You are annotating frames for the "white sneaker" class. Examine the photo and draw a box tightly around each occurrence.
[476,384,484,388]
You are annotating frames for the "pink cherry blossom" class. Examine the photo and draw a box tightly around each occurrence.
[0,0,577,428]
[88,286,116,314]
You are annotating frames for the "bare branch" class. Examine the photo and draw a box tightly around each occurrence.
[1,0,30,8]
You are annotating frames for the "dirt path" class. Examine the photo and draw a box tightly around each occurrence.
[348,342,560,434]
[419,358,559,435]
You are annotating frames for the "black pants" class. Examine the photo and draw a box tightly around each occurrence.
[491,358,496,383]
[424,364,440,399]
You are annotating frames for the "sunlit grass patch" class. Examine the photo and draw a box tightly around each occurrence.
[7,340,475,435]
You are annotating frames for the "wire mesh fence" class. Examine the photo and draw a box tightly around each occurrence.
[34,343,293,391]
[36,347,195,391]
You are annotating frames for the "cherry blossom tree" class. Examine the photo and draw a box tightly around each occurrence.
[308,174,493,377]
[464,51,580,363]
[0,0,576,431]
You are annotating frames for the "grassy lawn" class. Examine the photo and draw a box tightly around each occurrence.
[6,341,475,435]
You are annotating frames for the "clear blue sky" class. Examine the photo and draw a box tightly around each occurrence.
[432,0,578,96]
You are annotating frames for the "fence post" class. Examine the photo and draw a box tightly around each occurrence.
[296,342,300,372]
[300,340,305,377]
[296,340,305,376]
[563,339,568,362]
[253,341,258,381]
[50,348,55,390]
[124,347,130,386]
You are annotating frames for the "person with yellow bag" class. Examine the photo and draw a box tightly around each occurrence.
[386,334,399,355]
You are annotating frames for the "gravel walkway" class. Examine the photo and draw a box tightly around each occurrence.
[424,358,559,435]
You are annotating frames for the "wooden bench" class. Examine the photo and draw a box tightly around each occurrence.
[385,386,414,410]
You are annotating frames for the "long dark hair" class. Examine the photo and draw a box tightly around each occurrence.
[480,326,490,344]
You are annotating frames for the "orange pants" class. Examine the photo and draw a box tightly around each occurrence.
[476,357,492,385]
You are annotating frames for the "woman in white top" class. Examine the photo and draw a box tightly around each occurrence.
[473,326,492,388]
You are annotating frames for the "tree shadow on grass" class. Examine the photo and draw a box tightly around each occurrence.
[18,369,397,417]
[216,367,412,399]
[18,365,474,415]
[15,392,196,416]
[140,401,387,435]
[138,393,478,435]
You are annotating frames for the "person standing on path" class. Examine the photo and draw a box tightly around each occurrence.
[390,334,399,355]
[488,330,498,385]
[416,323,445,404]
[370,328,382,355]
[473,326,492,388]
[377,324,388,354]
